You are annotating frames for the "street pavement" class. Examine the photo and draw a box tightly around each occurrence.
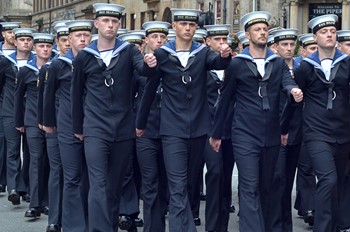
[0,167,314,231]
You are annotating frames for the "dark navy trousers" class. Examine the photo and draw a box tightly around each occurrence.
[57,132,88,232]
[84,137,133,232]
[136,137,167,232]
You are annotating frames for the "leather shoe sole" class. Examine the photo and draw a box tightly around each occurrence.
[8,191,20,205]
[119,216,134,230]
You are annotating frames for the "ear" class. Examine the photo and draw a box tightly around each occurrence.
[94,19,99,29]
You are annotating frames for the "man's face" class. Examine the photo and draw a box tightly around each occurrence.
[14,37,33,53]
[246,23,268,47]
[172,21,197,42]
[56,35,70,55]
[276,40,296,60]
[94,16,120,40]
[206,35,228,53]
[314,26,337,49]
[301,44,318,58]
[34,43,53,60]
[338,41,350,55]
[2,30,15,46]
[145,32,167,52]
[68,31,91,53]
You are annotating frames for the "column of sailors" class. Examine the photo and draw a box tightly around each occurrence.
[1,3,350,232]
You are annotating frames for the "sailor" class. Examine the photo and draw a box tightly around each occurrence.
[209,11,303,232]
[337,30,350,55]
[0,22,20,56]
[271,28,302,232]
[236,30,249,52]
[293,14,350,232]
[290,33,317,227]
[70,3,155,231]
[133,20,171,232]
[138,8,232,231]
[14,32,54,218]
[0,27,35,205]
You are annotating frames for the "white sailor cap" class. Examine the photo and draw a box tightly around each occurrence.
[266,27,281,46]
[337,30,350,42]
[33,33,55,44]
[171,8,201,23]
[193,28,207,43]
[128,30,146,38]
[119,32,143,45]
[117,28,127,36]
[91,34,98,43]
[0,22,21,31]
[240,11,271,31]
[272,28,298,43]
[204,24,230,37]
[298,33,316,47]
[142,21,171,36]
[12,28,35,38]
[93,3,125,19]
[52,20,70,29]
[65,20,93,33]
[307,14,338,34]
[167,29,176,41]
[227,34,234,45]
[236,31,249,48]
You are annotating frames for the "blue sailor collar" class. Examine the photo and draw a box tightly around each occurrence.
[160,40,205,57]
[83,38,130,59]
[304,48,348,69]
[6,51,35,69]
[25,56,40,75]
[235,47,279,63]
[58,49,74,65]
[0,42,3,51]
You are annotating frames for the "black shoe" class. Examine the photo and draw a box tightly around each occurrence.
[194,217,201,226]
[0,185,6,192]
[134,217,143,227]
[22,193,31,202]
[119,215,134,230]
[304,210,314,226]
[24,208,41,218]
[8,190,20,205]
[46,224,61,232]
[41,206,49,215]
[297,210,303,217]
[230,204,236,213]
[200,192,206,201]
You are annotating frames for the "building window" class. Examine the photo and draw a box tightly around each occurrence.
[121,13,126,29]
[141,12,146,28]
[130,13,135,30]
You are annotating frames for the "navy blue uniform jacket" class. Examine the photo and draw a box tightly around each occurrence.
[137,40,231,138]
[211,47,298,147]
[294,49,350,144]
[71,39,155,142]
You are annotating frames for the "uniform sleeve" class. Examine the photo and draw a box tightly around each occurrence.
[206,48,232,71]
[71,52,86,134]
[14,67,26,128]
[135,75,160,130]
[36,65,47,125]
[43,62,59,127]
[130,45,158,78]
[211,61,236,139]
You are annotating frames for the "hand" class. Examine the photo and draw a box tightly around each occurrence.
[16,127,25,133]
[281,134,288,146]
[75,133,84,141]
[43,126,55,134]
[209,137,221,152]
[291,88,303,102]
[38,124,43,130]
[136,128,144,137]
[219,44,231,58]
[144,53,157,68]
